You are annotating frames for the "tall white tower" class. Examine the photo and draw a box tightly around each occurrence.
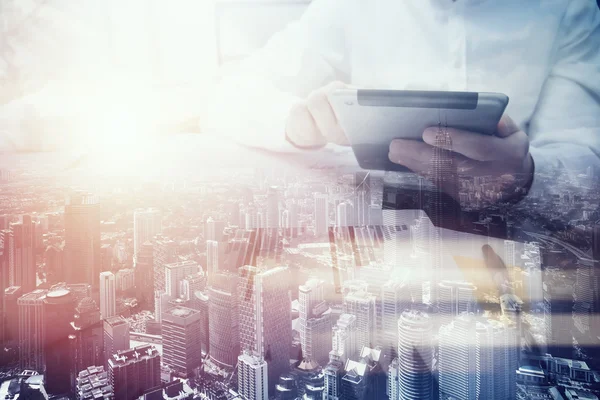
[206,240,219,276]
[314,193,329,236]
[99,271,116,319]
[133,208,161,260]
[396,310,433,400]
[238,351,268,400]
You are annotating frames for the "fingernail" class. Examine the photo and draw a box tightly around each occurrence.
[423,128,436,144]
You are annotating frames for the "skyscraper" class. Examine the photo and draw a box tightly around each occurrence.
[43,288,76,394]
[475,319,519,399]
[133,208,161,261]
[162,306,203,378]
[208,272,239,369]
[298,279,331,366]
[103,316,130,364]
[343,288,376,352]
[44,243,64,285]
[18,289,47,370]
[238,266,291,395]
[314,193,329,237]
[164,260,200,298]
[427,126,460,305]
[134,242,154,309]
[543,281,573,357]
[108,345,161,400]
[395,310,433,400]
[238,351,269,400]
[331,314,359,363]
[99,271,116,320]
[438,313,478,400]
[437,280,477,326]
[64,193,101,287]
[354,172,371,227]
[71,297,104,374]
[206,240,219,276]
[153,236,178,293]
[266,186,280,229]
[205,217,216,241]
[0,230,8,344]
[8,216,36,293]
[336,201,354,228]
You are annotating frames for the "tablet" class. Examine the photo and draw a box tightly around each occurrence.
[328,89,509,172]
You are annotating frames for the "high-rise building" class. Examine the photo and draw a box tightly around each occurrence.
[205,217,216,241]
[64,193,101,287]
[103,316,130,364]
[324,352,344,400]
[299,278,331,366]
[438,313,478,400]
[8,216,36,293]
[238,351,269,400]
[340,347,386,400]
[153,236,178,292]
[108,345,161,400]
[43,288,76,394]
[336,202,354,228]
[394,310,433,400]
[238,266,291,395]
[543,281,573,357]
[314,193,329,237]
[162,306,203,378]
[573,258,600,345]
[343,288,376,353]
[18,289,47,370]
[164,260,200,299]
[134,242,154,309]
[4,286,22,344]
[75,365,113,400]
[115,268,135,292]
[44,243,64,284]
[475,319,519,399]
[266,186,280,229]
[133,208,161,261]
[331,314,359,363]
[503,240,517,281]
[206,240,219,276]
[354,172,371,227]
[99,271,116,320]
[437,280,477,326]
[208,272,239,369]
[379,279,410,360]
[188,290,210,355]
[181,271,207,301]
[71,297,104,374]
[0,230,8,344]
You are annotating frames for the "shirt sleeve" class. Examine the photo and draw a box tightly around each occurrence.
[526,0,600,197]
[201,0,350,152]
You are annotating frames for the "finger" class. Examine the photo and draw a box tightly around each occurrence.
[481,244,511,294]
[423,127,528,163]
[307,83,349,146]
[496,114,520,138]
[286,102,327,148]
[388,139,434,174]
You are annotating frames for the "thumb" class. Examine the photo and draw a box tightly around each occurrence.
[496,115,520,138]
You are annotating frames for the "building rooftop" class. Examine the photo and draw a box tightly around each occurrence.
[109,345,159,366]
[163,306,199,318]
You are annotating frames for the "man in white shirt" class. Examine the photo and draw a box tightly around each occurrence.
[206,0,600,202]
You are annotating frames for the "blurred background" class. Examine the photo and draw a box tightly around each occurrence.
[0,0,312,150]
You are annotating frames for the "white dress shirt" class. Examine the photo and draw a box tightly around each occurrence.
[204,0,600,197]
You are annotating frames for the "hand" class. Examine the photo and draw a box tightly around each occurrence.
[388,115,534,202]
[285,81,349,148]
